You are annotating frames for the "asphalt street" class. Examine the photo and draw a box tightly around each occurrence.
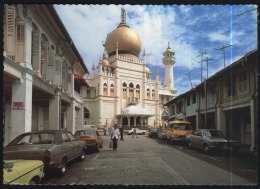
[44,134,258,185]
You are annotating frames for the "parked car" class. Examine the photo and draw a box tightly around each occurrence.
[165,120,192,144]
[3,130,86,176]
[74,129,103,152]
[158,129,166,140]
[3,160,44,184]
[187,129,240,154]
[148,128,159,137]
[127,128,147,135]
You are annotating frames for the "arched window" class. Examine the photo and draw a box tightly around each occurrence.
[103,83,108,96]
[147,88,150,99]
[122,82,127,99]
[84,107,90,118]
[152,89,155,100]
[110,84,114,96]
[129,82,134,97]
[136,84,140,98]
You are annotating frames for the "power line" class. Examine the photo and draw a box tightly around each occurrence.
[186,71,193,88]
[237,5,257,16]
[216,44,232,68]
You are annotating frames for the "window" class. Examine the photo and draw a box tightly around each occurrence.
[122,82,127,99]
[136,84,140,98]
[161,95,164,103]
[192,93,196,104]
[147,89,150,99]
[84,107,90,118]
[225,77,235,97]
[187,96,190,106]
[152,89,155,100]
[86,88,90,98]
[177,101,183,113]
[103,83,107,96]
[238,71,247,94]
[110,84,114,96]
[129,82,134,97]
[62,133,70,143]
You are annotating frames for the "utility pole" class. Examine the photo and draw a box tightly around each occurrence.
[202,57,214,79]
[196,50,207,83]
[216,44,232,68]
[186,71,193,88]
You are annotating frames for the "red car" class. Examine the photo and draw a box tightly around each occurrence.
[74,129,103,152]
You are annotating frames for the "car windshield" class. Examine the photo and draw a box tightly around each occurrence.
[76,130,96,136]
[150,128,158,131]
[204,130,224,138]
[173,124,191,130]
[8,133,55,145]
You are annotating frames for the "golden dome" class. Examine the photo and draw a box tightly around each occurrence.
[101,52,110,66]
[105,8,141,57]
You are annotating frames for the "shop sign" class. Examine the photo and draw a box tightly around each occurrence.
[13,102,24,109]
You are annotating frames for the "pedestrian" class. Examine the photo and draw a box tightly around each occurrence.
[119,126,124,141]
[110,123,120,151]
[104,127,106,136]
[132,127,138,138]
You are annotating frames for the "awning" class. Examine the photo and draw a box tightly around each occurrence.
[74,74,89,86]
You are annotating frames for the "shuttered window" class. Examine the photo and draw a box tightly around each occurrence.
[16,19,25,62]
[31,30,40,71]
[5,5,16,60]
[54,58,62,85]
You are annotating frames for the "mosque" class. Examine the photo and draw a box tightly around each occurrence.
[83,8,177,130]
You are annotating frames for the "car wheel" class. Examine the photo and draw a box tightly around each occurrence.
[142,132,145,135]
[29,180,36,185]
[78,149,85,161]
[58,159,67,176]
[204,145,210,154]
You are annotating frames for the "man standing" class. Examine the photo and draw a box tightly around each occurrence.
[132,127,138,138]
[120,125,124,141]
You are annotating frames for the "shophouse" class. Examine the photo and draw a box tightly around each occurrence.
[164,50,258,151]
[3,4,89,145]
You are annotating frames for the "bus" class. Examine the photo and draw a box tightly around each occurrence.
[165,120,192,144]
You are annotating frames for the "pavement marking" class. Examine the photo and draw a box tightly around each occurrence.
[202,154,221,161]
[94,154,99,160]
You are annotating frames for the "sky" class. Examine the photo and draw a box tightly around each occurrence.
[54,4,257,95]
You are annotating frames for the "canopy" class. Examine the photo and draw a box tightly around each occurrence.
[121,105,153,116]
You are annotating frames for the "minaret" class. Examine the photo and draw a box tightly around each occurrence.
[92,62,95,78]
[162,42,175,89]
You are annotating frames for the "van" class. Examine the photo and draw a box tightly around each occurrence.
[83,125,97,130]
[165,120,192,144]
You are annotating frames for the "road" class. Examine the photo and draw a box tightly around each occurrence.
[43,134,258,185]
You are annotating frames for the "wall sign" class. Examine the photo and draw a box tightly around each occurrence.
[13,102,24,109]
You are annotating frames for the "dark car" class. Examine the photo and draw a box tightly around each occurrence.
[3,130,86,176]
[74,129,103,152]
[148,128,159,138]
[188,129,240,154]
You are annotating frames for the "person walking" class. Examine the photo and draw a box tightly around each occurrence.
[110,123,120,151]
[132,127,138,138]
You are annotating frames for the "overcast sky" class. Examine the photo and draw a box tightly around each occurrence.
[54,4,257,95]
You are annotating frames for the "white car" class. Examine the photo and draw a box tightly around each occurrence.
[127,128,147,135]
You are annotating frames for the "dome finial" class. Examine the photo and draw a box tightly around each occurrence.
[121,7,126,25]
[168,42,170,48]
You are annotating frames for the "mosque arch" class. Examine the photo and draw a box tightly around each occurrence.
[103,83,108,96]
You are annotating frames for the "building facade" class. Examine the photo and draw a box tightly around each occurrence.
[165,50,258,151]
[3,4,89,145]
[83,8,176,131]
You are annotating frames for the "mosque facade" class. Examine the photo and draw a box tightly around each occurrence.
[83,8,177,130]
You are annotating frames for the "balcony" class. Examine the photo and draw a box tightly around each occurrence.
[127,97,139,105]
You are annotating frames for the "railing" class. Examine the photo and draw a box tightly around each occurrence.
[74,91,83,102]
[127,97,139,104]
